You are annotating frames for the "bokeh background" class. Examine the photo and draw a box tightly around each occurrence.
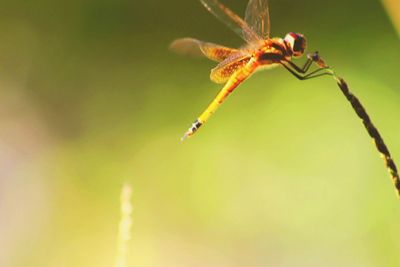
[1,0,399,266]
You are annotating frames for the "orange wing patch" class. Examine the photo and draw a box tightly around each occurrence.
[170,38,238,62]
[200,44,238,62]
[210,54,251,83]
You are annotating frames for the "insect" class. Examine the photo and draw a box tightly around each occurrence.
[171,0,400,197]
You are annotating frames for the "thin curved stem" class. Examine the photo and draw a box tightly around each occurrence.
[310,53,400,197]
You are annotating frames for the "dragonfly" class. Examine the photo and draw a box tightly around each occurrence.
[171,0,330,140]
[171,0,400,196]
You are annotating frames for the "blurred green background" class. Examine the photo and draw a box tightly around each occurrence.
[1,0,399,266]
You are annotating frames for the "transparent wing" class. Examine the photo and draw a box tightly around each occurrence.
[170,38,239,62]
[210,52,251,84]
[245,0,270,39]
[200,0,262,43]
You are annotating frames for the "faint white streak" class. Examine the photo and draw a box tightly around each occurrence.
[115,184,133,267]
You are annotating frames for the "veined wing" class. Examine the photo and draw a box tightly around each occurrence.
[210,52,252,84]
[200,0,262,44]
[170,38,239,62]
[245,0,270,39]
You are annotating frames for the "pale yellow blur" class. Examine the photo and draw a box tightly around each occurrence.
[115,184,133,267]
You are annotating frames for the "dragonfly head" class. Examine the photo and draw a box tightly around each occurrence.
[284,32,307,58]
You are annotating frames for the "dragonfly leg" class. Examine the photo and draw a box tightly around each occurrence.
[284,51,320,74]
[291,55,315,74]
[281,61,332,80]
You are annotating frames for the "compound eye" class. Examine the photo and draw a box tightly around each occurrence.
[293,37,306,56]
[285,33,307,57]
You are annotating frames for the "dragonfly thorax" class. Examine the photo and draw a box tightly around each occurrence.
[255,38,290,64]
[284,32,307,58]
